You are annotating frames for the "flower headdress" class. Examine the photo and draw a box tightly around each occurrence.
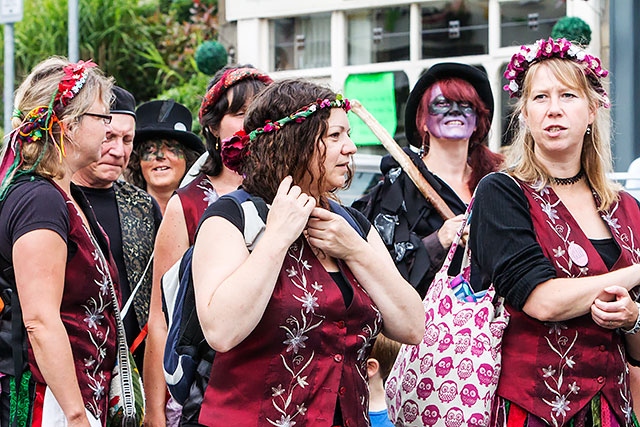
[0,60,96,200]
[503,37,609,108]
[219,95,351,174]
[198,67,273,123]
[52,59,97,113]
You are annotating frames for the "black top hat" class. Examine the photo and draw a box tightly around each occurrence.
[111,86,136,118]
[404,63,494,148]
[133,100,205,155]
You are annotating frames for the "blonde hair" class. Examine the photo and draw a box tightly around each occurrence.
[8,56,113,180]
[506,58,619,211]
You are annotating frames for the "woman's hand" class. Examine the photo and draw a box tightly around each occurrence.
[436,214,466,249]
[266,176,316,245]
[591,286,638,330]
[306,207,364,260]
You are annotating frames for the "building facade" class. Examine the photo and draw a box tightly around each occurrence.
[218,0,610,158]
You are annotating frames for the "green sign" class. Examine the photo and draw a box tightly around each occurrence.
[344,72,397,146]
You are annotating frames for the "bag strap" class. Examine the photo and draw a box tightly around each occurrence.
[121,251,153,319]
[86,229,137,420]
[440,194,475,274]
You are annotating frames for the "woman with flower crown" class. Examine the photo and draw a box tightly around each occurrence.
[470,37,640,426]
[0,57,117,426]
[190,79,424,426]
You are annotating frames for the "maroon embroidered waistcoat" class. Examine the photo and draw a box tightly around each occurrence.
[176,173,217,244]
[27,181,118,421]
[498,181,640,426]
[198,238,382,427]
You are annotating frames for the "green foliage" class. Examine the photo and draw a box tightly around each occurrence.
[551,16,592,46]
[137,1,220,99]
[195,41,227,75]
[0,0,222,124]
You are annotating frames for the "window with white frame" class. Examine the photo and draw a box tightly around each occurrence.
[271,13,331,71]
[421,0,489,59]
[500,0,566,47]
[347,7,410,66]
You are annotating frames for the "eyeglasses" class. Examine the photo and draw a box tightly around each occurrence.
[83,112,113,124]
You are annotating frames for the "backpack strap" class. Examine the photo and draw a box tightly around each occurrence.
[328,200,366,239]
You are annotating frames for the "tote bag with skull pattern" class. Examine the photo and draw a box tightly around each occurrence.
[385,197,509,427]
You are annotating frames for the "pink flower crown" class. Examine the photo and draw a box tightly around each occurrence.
[219,95,351,174]
[503,37,610,108]
[248,95,351,141]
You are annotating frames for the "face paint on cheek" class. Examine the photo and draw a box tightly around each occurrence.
[426,108,477,140]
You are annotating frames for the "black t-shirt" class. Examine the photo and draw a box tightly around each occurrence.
[199,196,371,306]
[0,178,69,265]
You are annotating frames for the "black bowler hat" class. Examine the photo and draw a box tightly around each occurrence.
[133,100,205,155]
[111,86,137,118]
[404,63,494,148]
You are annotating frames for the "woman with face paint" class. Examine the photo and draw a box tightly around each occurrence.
[354,62,503,298]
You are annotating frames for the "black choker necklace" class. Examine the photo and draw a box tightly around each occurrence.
[551,169,585,186]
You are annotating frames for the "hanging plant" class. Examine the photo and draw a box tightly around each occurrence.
[195,40,228,75]
[551,16,592,46]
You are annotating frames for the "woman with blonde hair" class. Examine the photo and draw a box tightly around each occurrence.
[471,38,640,426]
[0,57,117,426]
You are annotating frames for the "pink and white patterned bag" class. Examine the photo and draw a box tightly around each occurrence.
[386,198,509,427]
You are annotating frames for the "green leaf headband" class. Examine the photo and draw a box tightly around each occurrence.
[248,94,351,141]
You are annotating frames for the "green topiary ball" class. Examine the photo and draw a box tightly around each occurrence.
[195,41,228,76]
[551,16,592,46]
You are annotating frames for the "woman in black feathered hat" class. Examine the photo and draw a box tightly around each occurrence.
[353,62,503,297]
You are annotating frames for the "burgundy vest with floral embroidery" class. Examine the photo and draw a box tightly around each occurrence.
[176,173,218,244]
[198,238,382,427]
[498,181,640,426]
[27,181,118,421]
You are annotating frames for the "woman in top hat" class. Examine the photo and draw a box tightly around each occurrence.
[124,99,205,215]
[354,62,503,298]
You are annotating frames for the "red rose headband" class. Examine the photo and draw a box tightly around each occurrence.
[503,37,609,108]
[220,95,351,174]
[198,67,273,123]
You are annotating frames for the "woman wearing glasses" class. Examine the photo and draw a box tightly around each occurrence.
[0,57,117,426]
[124,100,205,215]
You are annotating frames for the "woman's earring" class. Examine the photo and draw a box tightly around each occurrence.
[215,139,220,151]
[586,125,592,136]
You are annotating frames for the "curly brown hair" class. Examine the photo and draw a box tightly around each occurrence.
[241,79,353,205]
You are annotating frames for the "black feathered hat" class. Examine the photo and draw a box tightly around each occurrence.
[133,100,205,155]
[404,63,494,148]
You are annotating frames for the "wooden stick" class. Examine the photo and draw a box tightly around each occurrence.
[350,99,455,220]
